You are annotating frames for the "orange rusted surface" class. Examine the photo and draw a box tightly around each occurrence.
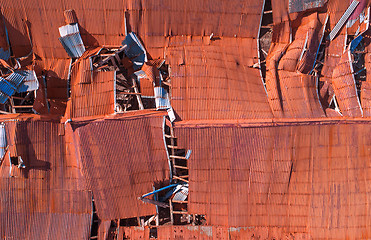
[174,119,371,239]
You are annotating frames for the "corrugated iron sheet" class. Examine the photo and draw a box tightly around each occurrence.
[0,122,6,161]
[66,57,115,119]
[266,13,325,118]
[64,9,78,24]
[174,119,371,239]
[362,38,371,116]
[154,86,170,110]
[71,111,169,220]
[332,50,363,117]
[121,225,310,239]
[16,70,39,93]
[289,0,327,13]
[0,118,92,240]
[166,36,273,120]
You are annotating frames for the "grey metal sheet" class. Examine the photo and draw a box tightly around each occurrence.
[16,70,39,93]
[154,86,170,110]
[59,32,86,58]
[0,123,6,161]
[122,32,147,70]
[329,0,360,41]
[289,0,327,13]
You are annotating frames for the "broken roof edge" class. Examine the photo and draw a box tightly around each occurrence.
[0,113,62,122]
[174,117,371,128]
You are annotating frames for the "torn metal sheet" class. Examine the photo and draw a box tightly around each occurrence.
[58,24,86,58]
[122,32,147,70]
[173,184,189,202]
[289,0,327,13]
[154,86,170,110]
[16,70,39,93]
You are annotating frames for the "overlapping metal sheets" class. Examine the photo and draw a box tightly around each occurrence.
[71,112,169,220]
[0,118,92,240]
[174,119,371,238]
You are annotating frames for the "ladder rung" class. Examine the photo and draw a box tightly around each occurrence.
[172,200,188,204]
[167,145,182,149]
[172,211,188,214]
[173,176,189,183]
[170,155,187,160]
[164,134,175,138]
[121,92,141,95]
[264,10,272,14]
[174,165,188,170]
[178,175,188,178]
[90,236,98,239]
[261,26,272,29]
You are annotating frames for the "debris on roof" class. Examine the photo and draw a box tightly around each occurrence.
[58,23,86,58]
[288,0,328,13]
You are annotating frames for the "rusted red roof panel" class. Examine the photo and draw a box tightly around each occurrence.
[174,119,371,239]
[166,36,273,120]
[71,111,169,220]
[0,118,91,240]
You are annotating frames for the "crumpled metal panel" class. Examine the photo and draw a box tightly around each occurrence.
[71,112,169,220]
[122,32,147,70]
[332,50,362,117]
[0,118,92,240]
[289,0,327,13]
[174,119,371,239]
[66,57,115,119]
[154,86,170,110]
[16,70,39,93]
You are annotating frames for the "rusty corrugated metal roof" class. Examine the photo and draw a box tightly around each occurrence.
[166,36,273,120]
[66,56,115,119]
[0,118,92,240]
[70,111,169,220]
[332,49,363,117]
[174,119,371,238]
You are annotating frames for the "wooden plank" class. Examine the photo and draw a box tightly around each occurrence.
[170,155,187,160]
[173,176,189,183]
[174,165,188,170]
[172,200,188,204]
[167,145,181,149]
[172,211,188,214]
[164,134,175,138]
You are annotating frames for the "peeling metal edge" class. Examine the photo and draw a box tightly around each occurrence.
[257,0,268,95]
[347,47,363,116]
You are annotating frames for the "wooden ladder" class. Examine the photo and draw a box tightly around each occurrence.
[164,117,190,224]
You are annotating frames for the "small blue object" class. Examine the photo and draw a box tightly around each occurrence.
[350,35,363,53]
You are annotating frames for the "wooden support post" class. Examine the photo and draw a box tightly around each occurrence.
[132,78,144,110]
